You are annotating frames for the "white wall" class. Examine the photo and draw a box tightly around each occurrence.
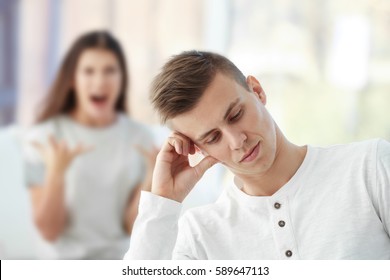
[0,126,37,259]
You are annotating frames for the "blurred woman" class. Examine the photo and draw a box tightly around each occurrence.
[23,31,155,259]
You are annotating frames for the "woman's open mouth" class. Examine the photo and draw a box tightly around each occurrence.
[90,94,108,107]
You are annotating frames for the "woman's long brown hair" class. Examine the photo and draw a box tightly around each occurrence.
[36,30,129,123]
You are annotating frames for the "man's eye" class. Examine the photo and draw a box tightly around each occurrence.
[206,132,220,144]
[230,109,243,122]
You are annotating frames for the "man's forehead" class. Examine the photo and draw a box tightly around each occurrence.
[167,96,243,143]
[165,72,247,141]
[166,113,201,141]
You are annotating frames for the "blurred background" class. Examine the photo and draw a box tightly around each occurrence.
[1,0,390,259]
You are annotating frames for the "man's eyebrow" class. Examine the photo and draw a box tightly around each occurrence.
[196,98,240,142]
[223,97,240,121]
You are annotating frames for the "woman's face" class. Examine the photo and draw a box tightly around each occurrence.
[73,48,123,122]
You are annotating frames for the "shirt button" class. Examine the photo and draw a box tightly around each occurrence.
[285,250,293,257]
[274,202,281,209]
[278,220,286,227]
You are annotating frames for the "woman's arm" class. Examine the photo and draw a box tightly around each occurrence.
[123,146,157,235]
[124,167,154,235]
[29,136,90,242]
[29,169,68,242]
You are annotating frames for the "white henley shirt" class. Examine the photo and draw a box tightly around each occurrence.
[125,139,390,260]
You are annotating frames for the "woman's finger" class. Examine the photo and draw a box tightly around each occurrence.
[31,141,43,155]
[134,144,159,162]
[48,134,58,149]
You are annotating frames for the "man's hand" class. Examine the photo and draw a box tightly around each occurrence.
[151,132,218,202]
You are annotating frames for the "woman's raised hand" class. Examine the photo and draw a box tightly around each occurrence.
[32,135,92,176]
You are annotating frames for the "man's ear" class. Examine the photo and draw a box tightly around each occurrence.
[246,75,266,105]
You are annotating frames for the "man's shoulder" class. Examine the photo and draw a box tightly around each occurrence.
[315,138,381,156]
[374,138,390,158]
[306,139,385,171]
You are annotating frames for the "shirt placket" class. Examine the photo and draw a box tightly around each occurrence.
[268,196,299,259]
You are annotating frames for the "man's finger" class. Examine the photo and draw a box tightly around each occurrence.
[174,138,183,154]
[193,156,219,179]
[167,137,183,155]
[172,132,192,156]
[162,137,176,153]
[189,141,196,155]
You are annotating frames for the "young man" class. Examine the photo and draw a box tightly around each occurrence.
[125,51,390,260]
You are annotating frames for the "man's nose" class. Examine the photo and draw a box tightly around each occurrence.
[226,128,247,150]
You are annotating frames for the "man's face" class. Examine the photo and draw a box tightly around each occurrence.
[169,73,278,177]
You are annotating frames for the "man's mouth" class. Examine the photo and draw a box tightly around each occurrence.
[240,141,260,163]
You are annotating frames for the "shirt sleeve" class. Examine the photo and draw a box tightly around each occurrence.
[375,139,390,236]
[172,214,200,259]
[124,191,197,260]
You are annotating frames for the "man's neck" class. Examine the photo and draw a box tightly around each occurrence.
[234,133,307,197]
